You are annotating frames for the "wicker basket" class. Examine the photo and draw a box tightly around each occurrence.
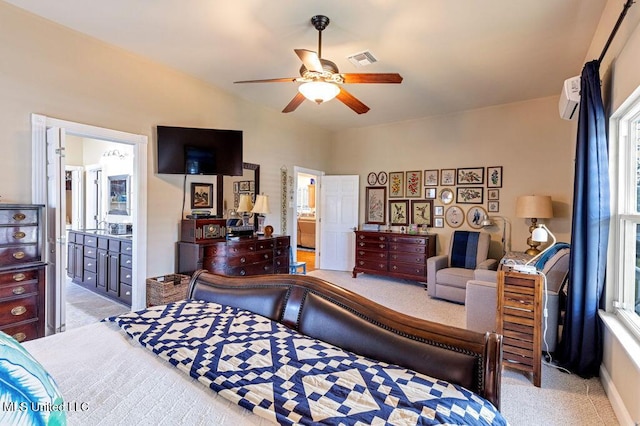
[146,274,190,307]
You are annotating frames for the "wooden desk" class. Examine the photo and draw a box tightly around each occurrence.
[497,270,543,387]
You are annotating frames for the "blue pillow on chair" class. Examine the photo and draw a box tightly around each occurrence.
[0,331,66,425]
[450,231,480,269]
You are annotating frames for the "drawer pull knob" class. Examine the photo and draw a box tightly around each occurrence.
[359,242,365,247]
[264,254,269,259]
[125,246,132,252]
[240,257,246,263]
[125,290,131,295]
[12,273,26,282]
[240,270,246,276]
[11,306,27,316]
[12,251,25,260]
[12,332,27,342]
[13,231,26,240]
[126,274,131,279]
[392,265,398,270]
[125,259,131,265]
[379,244,384,249]
[86,262,92,267]
[13,213,26,221]
[12,286,26,295]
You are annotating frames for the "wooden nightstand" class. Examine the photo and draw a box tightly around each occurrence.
[497,270,543,387]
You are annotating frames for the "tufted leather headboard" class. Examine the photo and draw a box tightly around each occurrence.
[188,270,503,409]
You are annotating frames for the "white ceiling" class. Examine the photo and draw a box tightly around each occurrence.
[6,0,607,131]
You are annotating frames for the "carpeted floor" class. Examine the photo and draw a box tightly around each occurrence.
[308,269,620,426]
[65,279,129,330]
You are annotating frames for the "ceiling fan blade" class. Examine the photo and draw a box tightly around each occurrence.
[294,49,323,73]
[282,92,307,113]
[341,73,403,84]
[234,77,298,83]
[336,88,370,114]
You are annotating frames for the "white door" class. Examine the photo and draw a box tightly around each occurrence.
[46,127,67,333]
[84,166,103,229]
[319,175,359,271]
[65,166,84,230]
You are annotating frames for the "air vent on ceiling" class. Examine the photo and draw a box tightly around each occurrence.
[347,50,378,67]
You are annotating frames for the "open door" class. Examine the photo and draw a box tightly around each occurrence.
[319,175,359,271]
[45,127,67,333]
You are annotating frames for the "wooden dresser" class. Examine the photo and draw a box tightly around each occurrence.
[352,230,436,283]
[178,235,290,276]
[0,204,46,342]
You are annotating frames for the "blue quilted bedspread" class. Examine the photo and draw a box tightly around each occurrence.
[105,300,507,425]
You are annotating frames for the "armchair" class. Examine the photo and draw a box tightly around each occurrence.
[426,231,497,303]
[465,246,570,353]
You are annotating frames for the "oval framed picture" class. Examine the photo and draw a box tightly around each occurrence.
[445,206,464,228]
[367,172,378,186]
[439,188,454,205]
[466,206,487,229]
[377,171,388,185]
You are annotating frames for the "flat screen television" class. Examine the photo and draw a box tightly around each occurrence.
[156,125,243,176]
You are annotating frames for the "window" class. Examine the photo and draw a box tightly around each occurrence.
[610,90,640,339]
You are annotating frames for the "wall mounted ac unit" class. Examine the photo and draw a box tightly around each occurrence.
[559,76,580,120]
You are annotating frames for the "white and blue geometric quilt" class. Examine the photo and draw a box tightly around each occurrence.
[106,300,507,425]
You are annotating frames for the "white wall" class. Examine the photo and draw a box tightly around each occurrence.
[330,97,576,260]
[0,1,332,276]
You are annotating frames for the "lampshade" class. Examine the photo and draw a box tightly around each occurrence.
[480,215,494,227]
[515,195,553,219]
[251,194,270,215]
[236,194,253,213]
[298,81,340,104]
[531,226,549,243]
[525,224,557,267]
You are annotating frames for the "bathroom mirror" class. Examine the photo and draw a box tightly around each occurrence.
[107,174,131,215]
[216,162,260,230]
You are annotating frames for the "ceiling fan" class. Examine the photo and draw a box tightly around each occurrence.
[234,15,403,114]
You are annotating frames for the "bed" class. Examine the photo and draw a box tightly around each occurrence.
[9,271,505,425]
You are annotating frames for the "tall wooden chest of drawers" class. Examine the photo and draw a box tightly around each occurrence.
[352,231,436,283]
[0,204,46,342]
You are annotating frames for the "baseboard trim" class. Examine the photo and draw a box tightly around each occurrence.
[599,364,633,425]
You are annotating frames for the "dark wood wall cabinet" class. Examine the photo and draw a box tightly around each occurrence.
[0,204,46,342]
[352,231,436,283]
[178,235,290,277]
[67,230,132,306]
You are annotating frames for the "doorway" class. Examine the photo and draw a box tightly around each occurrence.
[31,113,148,334]
[292,167,322,270]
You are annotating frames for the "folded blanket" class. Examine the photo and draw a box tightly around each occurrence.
[106,300,507,426]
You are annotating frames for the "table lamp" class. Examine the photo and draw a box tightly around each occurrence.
[236,194,254,227]
[251,194,270,235]
[515,195,553,255]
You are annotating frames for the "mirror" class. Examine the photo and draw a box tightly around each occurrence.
[216,162,260,230]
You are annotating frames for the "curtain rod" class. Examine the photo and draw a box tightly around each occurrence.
[598,0,635,63]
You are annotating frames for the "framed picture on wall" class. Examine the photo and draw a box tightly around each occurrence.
[411,200,433,226]
[466,206,487,229]
[191,182,214,209]
[487,166,503,188]
[456,167,484,185]
[365,186,387,224]
[389,172,404,198]
[389,200,409,226]
[488,201,500,212]
[434,205,444,216]
[424,187,436,199]
[456,187,484,204]
[405,171,422,197]
[440,169,456,186]
[434,217,444,228]
[424,169,438,186]
[488,189,500,200]
[445,206,464,228]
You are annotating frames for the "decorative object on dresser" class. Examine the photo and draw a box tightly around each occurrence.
[250,194,270,235]
[515,195,553,255]
[0,204,46,342]
[497,270,544,387]
[67,230,133,306]
[353,230,436,283]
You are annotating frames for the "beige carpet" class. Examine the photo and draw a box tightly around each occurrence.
[309,269,620,426]
[65,279,130,330]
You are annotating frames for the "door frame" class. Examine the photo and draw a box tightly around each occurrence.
[31,114,148,321]
[292,166,323,267]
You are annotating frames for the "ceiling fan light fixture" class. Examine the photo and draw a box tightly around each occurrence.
[298,81,340,104]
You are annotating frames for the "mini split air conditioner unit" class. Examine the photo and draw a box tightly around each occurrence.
[559,76,580,120]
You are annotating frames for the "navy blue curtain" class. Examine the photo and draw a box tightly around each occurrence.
[557,60,610,377]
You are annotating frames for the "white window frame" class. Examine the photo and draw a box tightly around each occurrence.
[609,85,640,342]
